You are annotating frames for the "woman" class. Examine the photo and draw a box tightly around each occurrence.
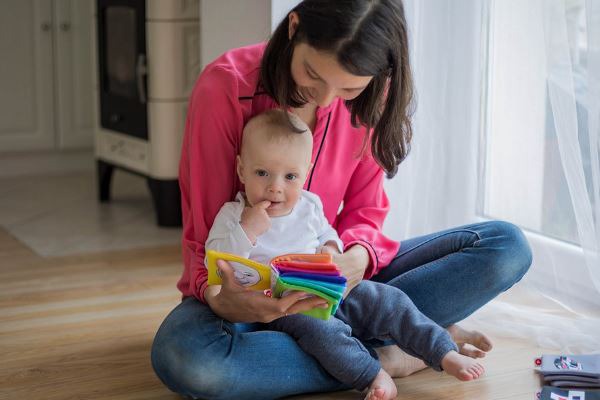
[151,1,533,399]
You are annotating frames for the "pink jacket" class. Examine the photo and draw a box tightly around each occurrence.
[177,43,400,302]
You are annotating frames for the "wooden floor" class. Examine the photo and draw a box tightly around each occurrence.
[0,227,551,400]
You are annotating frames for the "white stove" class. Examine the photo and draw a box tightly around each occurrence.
[94,0,200,226]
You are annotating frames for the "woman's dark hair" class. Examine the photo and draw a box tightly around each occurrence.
[260,0,414,178]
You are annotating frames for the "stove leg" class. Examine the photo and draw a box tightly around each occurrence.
[97,160,114,202]
[147,178,182,227]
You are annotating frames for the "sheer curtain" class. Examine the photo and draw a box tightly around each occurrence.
[385,0,600,352]
[384,0,483,237]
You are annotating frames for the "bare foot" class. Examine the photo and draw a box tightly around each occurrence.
[440,350,485,381]
[447,324,493,358]
[364,369,398,400]
[375,345,427,378]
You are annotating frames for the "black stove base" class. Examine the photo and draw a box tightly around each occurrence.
[97,159,182,227]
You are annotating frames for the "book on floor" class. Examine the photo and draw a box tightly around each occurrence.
[539,385,600,400]
[537,354,600,388]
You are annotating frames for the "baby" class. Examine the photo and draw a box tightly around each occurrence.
[205,109,484,400]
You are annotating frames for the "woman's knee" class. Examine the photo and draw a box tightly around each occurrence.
[151,323,234,400]
[481,220,533,288]
[151,300,235,399]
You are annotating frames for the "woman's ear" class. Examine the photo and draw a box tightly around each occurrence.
[236,155,245,184]
[288,11,299,40]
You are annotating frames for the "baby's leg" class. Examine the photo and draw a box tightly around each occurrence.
[440,350,485,381]
[267,314,382,392]
[337,282,485,380]
[374,324,491,378]
[364,369,397,400]
[374,328,490,378]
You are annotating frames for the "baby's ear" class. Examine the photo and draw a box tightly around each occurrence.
[236,155,245,183]
[303,162,314,184]
[307,161,314,174]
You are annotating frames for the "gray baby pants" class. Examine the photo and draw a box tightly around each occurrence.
[267,280,458,391]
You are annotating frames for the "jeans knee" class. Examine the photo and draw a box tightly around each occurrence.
[151,333,232,400]
[484,221,533,288]
[178,358,232,400]
[151,309,237,400]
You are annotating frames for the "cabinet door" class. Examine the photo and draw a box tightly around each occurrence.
[54,0,95,149]
[0,0,55,151]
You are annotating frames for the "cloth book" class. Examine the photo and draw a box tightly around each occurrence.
[539,386,600,400]
[206,250,347,320]
[537,355,600,388]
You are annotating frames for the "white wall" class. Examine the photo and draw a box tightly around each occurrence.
[200,0,271,68]
[270,0,300,32]
[199,0,302,69]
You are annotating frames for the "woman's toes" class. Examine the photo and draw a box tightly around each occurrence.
[458,343,486,359]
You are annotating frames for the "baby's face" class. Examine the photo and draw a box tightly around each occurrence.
[238,136,311,217]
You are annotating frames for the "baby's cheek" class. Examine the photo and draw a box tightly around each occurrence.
[289,191,301,205]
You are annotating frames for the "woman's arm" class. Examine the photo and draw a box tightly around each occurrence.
[178,65,243,304]
[333,152,401,288]
[308,192,367,294]
[324,244,370,296]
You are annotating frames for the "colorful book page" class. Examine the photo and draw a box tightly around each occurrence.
[273,279,336,320]
[280,277,344,300]
[272,261,339,272]
[276,265,340,275]
[272,254,333,264]
[280,276,345,294]
[279,272,347,284]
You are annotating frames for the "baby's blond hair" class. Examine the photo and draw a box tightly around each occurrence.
[241,109,312,159]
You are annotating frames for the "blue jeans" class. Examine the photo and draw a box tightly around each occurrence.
[151,221,532,400]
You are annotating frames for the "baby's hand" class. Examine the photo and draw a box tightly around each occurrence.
[240,200,271,244]
[317,241,341,255]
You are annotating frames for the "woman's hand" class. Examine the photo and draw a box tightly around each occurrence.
[205,259,330,323]
[320,244,370,297]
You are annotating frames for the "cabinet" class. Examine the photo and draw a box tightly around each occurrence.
[0,0,95,152]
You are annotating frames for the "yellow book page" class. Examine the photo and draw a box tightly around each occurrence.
[206,250,272,290]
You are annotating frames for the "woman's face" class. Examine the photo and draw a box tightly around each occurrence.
[290,42,374,108]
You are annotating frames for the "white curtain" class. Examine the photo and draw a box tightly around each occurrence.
[385,0,600,352]
[384,0,483,237]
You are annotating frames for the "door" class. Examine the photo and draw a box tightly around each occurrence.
[0,0,55,151]
[54,0,95,149]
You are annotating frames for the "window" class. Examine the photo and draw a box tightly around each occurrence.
[479,0,591,246]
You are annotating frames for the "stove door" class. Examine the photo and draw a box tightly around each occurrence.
[97,0,147,139]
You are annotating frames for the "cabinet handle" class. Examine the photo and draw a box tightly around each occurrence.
[41,22,52,32]
[60,22,71,32]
